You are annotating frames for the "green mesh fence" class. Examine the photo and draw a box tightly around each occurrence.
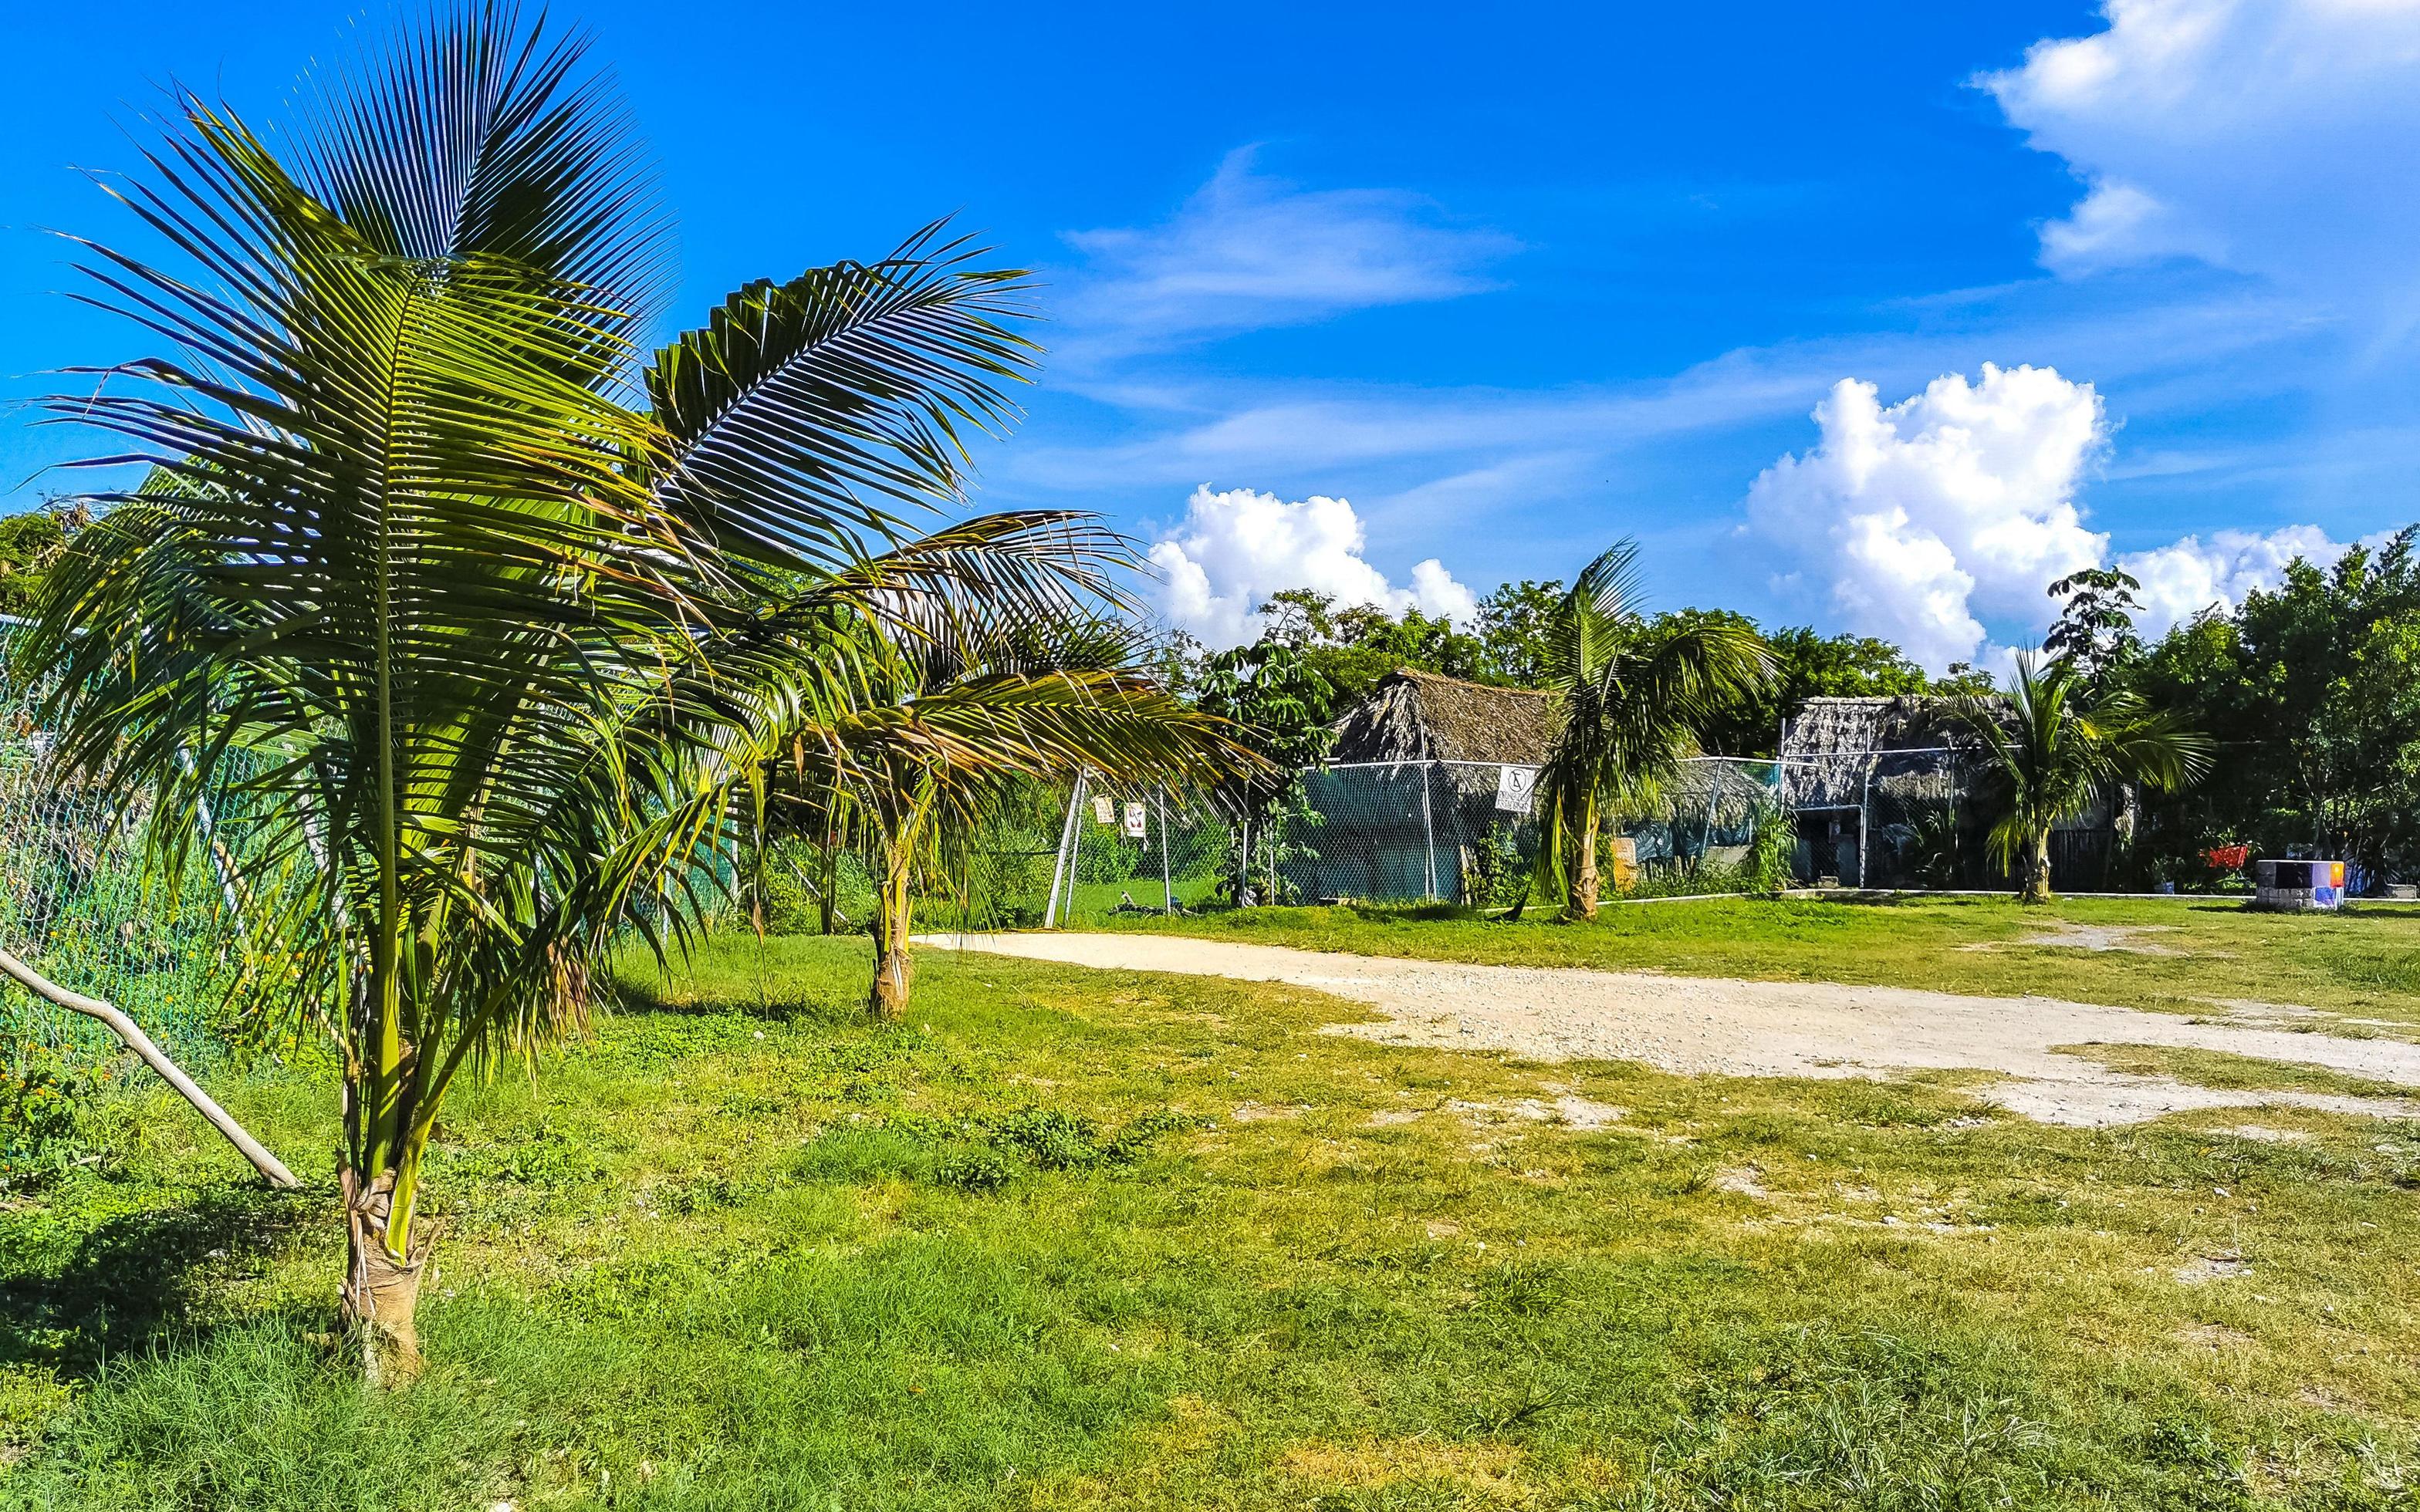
[0,636,251,1073]
[1281,758,1786,906]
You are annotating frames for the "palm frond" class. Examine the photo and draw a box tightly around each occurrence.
[291,1,669,330]
[644,228,1039,569]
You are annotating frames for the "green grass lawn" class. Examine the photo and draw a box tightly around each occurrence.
[3,919,2417,1509]
[1093,893,2420,1027]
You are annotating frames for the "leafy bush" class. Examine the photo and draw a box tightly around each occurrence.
[1461,821,1537,910]
[1746,796,1797,891]
[0,1043,100,1188]
[749,839,874,934]
[1073,823,1138,886]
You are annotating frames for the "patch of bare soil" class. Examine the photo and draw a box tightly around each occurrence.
[928,933,2420,1129]
[1713,1166,1769,1199]
[2174,1251,2253,1284]
[2179,1322,2256,1349]
[1963,921,2187,955]
[1225,1102,1298,1123]
[1447,1093,1627,1130]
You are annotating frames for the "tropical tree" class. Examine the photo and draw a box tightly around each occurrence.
[1533,541,1774,919]
[2043,566,2146,694]
[759,608,1251,1018]
[1193,640,1335,905]
[20,6,1084,1382]
[1956,653,2210,903]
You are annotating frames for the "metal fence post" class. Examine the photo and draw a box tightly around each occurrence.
[1857,763,1871,889]
[1238,815,1251,906]
[1158,785,1173,916]
[1420,760,1438,901]
[1045,769,1086,928]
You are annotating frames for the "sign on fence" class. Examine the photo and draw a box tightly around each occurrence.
[1494,764,1539,815]
[1091,794,1116,825]
[1122,801,1147,839]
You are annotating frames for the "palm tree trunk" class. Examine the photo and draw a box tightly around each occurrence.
[869,828,916,1020]
[820,821,840,936]
[340,1165,434,1385]
[1567,804,1600,920]
[2019,826,2056,905]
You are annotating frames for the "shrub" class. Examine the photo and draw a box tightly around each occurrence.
[0,1043,100,1189]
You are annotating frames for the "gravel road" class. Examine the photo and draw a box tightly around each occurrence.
[921,931,2420,1127]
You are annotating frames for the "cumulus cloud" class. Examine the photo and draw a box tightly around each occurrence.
[1147,485,1478,647]
[1062,149,1515,356]
[1744,364,2110,671]
[1981,0,2420,305]
[2117,525,2355,633]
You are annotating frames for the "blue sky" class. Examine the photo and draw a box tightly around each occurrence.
[7,1,2417,667]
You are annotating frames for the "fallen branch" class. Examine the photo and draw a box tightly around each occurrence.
[0,943,300,1190]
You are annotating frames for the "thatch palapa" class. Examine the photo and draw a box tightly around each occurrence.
[1329,668,1556,765]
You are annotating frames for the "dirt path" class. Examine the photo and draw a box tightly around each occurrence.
[921,931,2420,1127]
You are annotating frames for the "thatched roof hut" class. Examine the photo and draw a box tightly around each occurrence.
[1329,668,1557,764]
[1778,695,1969,761]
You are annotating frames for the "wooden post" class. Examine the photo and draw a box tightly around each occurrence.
[0,943,299,1190]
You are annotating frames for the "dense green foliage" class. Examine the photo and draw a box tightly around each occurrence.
[0,511,77,618]
[1955,655,2212,902]
[1192,641,1333,904]
[2128,530,2420,885]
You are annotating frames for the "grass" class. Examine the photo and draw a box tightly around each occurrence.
[0,920,2415,1508]
[1093,893,2420,1026]
[2054,1045,2414,1102]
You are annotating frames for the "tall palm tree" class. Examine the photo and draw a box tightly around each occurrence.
[21,6,1087,1382]
[1956,653,2210,903]
[1533,542,1773,919]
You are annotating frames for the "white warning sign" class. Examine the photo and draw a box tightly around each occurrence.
[1122,800,1148,839]
[1495,764,1539,815]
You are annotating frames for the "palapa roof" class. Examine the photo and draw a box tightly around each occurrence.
[1329,667,1557,765]
[1780,695,1969,760]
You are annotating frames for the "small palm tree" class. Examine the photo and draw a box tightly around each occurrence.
[758,604,1251,1018]
[1533,542,1773,919]
[1956,653,2210,903]
[22,8,1076,1382]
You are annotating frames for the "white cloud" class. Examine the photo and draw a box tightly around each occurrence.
[1744,364,2110,671]
[1147,485,1478,647]
[1061,149,1516,356]
[2116,524,2354,632]
[1982,0,2420,309]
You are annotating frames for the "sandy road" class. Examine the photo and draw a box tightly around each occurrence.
[918,930,2420,1127]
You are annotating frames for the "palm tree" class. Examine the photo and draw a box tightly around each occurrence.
[1956,653,2210,903]
[21,7,1085,1382]
[1533,542,1773,919]
[755,607,1252,1018]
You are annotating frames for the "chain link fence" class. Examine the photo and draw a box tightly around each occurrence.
[1,625,265,1182]
[978,750,2026,919]
[1276,758,1794,905]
